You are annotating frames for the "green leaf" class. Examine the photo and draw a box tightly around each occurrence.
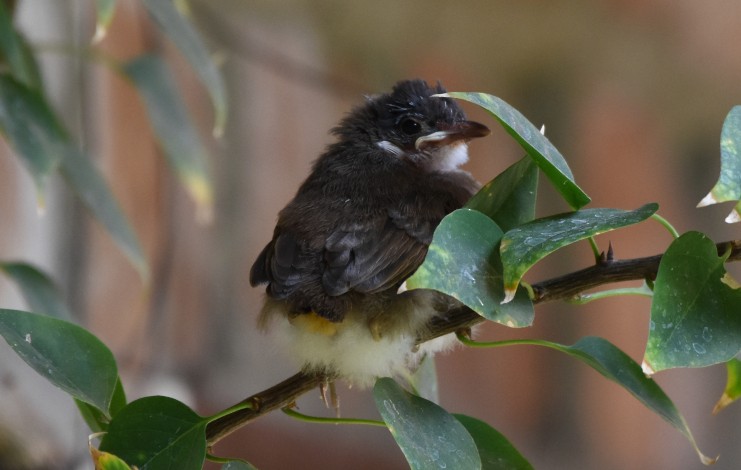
[77,377,127,432]
[697,106,741,223]
[0,261,72,320]
[406,208,534,327]
[0,75,64,202]
[141,0,227,136]
[123,54,213,221]
[93,0,117,43]
[0,309,118,415]
[453,414,533,470]
[443,92,590,210]
[60,146,148,280]
[564,337,714,464]
[500,203,658,301]
[0,2,42,88]
[373,377,481,470]
[99,396,207,470]
[462,335,714,464]
[713,358,741,414]
[465,156,538,232]
[0,75,147,278]
[644,231,741,372]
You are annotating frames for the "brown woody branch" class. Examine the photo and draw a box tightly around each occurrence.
[205,238,741,447]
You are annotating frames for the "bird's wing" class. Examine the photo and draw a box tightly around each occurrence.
[321,210,431,296]
[250,230,317,299]
[250,210,432,299]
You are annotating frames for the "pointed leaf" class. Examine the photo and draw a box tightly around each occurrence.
[453,414,533,470]
[0,309,118,414]
[123,54,213,221]
[0,74,146,277]
[60,146,148,279]
[500,203,658,301]
[644,231,741,372]
[77,378,127,432]
[406,208,534,327]
[0,2,42,88]
[141,0,227,135]
[561,337,713,464]
[465,156,538,232]
[0,75,63,200]
[373,377,481,470]
[99,396,207,470]
[713,358,741,414]
[697,106,741,223]
[443,92,590,209]
[93,0,117,43]
[466,335,713,463]
[0,261,72,320]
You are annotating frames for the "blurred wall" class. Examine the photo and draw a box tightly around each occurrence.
[1,0,741,468]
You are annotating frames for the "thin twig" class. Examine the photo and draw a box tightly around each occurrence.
[206,371,331,446]
[205,238,741,446]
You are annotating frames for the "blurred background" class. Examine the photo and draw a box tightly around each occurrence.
[1,0,741,468]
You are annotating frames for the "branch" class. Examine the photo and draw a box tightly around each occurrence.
[205,238,741,446]
[206,370,331,446]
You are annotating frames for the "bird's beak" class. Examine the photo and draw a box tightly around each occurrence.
[415,120,490,151]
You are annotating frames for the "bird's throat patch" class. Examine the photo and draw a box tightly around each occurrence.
[292,311,339,336]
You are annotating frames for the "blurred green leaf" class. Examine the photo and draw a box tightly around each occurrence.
[697,106,741,223]
[0,75,146,277]
[0,2,42,88]
[123,54,213,221]
[141,0,227,136]
[454,414,532,470]
[77,378,127,433]
[373,378,481,470]
[444,92,590,210]
[644,232,741,372]
[0,309,118,415]
[465,156,538,232]
[713,358,741,415]
[406,208,534,327]
[500,203,658,302]
[60,146,148,280]
[0,261,72,320]
[100,396,207,470]
[93,0,117,43]
[0,75,64,202]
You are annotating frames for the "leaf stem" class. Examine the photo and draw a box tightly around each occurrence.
[282,407,386,427]
[567,282,654,304]
[587,236,601,262]
[207,401,253,423]
[651,213,680,239]
[456,331,556,350]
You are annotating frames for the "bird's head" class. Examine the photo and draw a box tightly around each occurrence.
[333,79,490,171]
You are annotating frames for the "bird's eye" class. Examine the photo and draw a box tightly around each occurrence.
[399,118,422,135]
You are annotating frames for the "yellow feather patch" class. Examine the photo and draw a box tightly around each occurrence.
[291,312,339,336]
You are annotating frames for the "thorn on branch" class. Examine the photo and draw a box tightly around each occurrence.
[598,242,615,266]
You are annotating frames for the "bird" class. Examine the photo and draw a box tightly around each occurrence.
[250,79,490,387]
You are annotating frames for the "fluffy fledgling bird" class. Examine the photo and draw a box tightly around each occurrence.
[251,79,489,386]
